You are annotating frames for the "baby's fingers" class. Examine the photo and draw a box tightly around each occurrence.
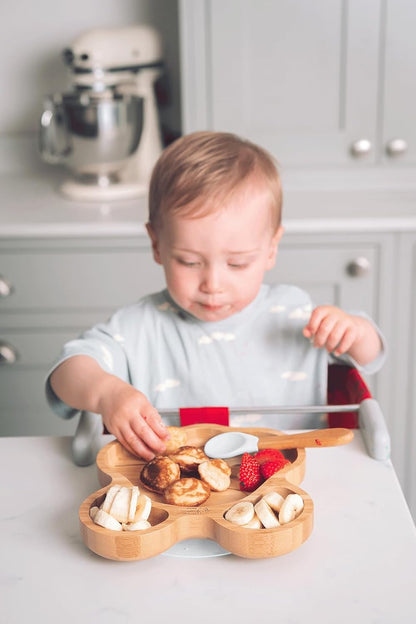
[308,316,338,349]
[321,320,350,352]
[118,425,157,461]
[143,405,169,439]
[128,410,168,459]
[303,306,331,339]
[332,327,356,356]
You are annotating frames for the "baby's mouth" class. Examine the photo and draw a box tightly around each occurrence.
[193,301,234,320]
[202,304,224,310]
[199,301,229,310]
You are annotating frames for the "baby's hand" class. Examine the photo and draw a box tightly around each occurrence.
[98,380,169,461]
[303,305,365,357]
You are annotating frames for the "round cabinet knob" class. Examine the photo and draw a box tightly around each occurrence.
[386,138,408,157]
[346,257,371,277]
[0,341,19,364]
[0,275,13,298]
[350,139,372,158]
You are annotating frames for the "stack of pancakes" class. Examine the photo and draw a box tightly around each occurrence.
[140,427,231,506]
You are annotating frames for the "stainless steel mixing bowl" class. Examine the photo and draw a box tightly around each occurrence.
[39,91,144,181]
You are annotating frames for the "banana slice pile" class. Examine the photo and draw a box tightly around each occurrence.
[89,485,152,532]
[224,491,304,529]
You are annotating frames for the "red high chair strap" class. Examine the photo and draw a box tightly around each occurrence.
[327,364,372,428]
[179,406,230,426]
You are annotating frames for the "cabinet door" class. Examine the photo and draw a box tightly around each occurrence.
[381,0,416,165]
[0,329,83,436]
[0,244,165,313]
[180,0,380,166]
[265,242,377,314]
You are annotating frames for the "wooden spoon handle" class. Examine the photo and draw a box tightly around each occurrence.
[258,428,354,450]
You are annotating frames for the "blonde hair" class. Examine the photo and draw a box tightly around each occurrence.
[148,131,282,231]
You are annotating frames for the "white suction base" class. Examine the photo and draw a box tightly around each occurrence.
[60,178,148,201]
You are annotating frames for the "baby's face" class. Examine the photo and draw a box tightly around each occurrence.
[147,183,283,322]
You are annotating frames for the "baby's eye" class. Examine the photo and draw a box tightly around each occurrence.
[177,258,200,267]
[228,262,249,270]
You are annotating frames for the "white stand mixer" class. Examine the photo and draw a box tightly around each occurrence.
[39,25,164,201]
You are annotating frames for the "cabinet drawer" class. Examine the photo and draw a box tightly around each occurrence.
[0,329,81,367]
[0,364,78,436]
[0,329,83,436]
[266,244,377,316]
[0,247,164,311]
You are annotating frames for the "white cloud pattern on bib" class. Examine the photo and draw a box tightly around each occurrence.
[281,371,307,381]
[100,345,114,370]
[198,332,235,345]
[154,378,181,392]
[288,305,312,320]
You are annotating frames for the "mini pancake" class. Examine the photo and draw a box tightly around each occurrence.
[163,426,188,454]
[198,458,231,492]
[140,456,181,493]
[168,446,208,475]
[164,477,211,507]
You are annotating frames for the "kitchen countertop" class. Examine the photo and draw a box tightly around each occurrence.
[1,168,416,238]
[1,432,415,624]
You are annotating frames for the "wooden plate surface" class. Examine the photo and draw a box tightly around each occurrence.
[79,424,314,560]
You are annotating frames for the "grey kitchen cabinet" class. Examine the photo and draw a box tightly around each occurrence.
[0,237,165,436]
[179,0,416,167]
[381,0,416,165]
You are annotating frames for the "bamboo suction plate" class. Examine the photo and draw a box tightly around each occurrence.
[79,424,314,561]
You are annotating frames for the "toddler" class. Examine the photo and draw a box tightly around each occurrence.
[47,131,384,460]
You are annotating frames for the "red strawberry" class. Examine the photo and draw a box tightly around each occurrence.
[239,453,262,491]
[254,448,287,465]
[259,458,290,480]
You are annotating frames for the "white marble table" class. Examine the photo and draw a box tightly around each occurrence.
[1,433,415,624]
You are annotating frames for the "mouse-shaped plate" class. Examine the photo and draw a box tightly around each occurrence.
[79,424,314,560]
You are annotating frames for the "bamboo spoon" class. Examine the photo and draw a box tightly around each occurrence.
[204,427,354,459]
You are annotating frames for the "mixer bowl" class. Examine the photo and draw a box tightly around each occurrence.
[39,91,144,180]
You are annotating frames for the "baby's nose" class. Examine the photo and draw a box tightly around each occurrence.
[200,265,223,293]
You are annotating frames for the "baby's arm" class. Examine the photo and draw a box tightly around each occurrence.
[303,305,382,367]
[49,355,168,460]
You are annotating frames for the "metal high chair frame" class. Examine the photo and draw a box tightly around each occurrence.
[70,364,391,466]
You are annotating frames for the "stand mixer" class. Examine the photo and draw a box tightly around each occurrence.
[39,25,164,200]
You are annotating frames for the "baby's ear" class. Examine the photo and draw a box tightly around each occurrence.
[146,223,162,264]
[266,225,284,268]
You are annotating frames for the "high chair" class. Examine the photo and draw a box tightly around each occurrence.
[71,364,390,466]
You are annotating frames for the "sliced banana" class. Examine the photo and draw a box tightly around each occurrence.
[89,505,99,521]
[93,485,153,531]
[109,486,133,523]
[242,514,262,529]
[122,520,151,531]
[134,494,152,522]
[279,493,304,525]
[254,498,280,529]
[102,485,121,513]
[128,486,140,523]
[224,501,255,526]
[94,508,122,531]
[262,491,285,513]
